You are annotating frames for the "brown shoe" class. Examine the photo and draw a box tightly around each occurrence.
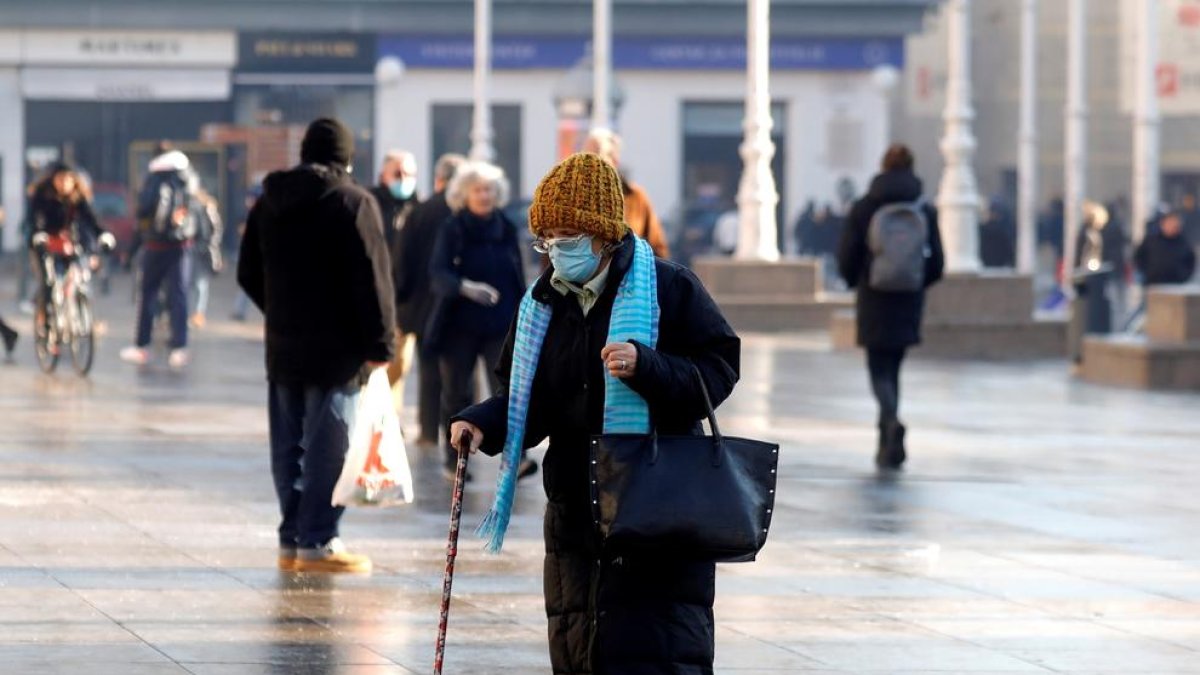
[278,546,298,572]
[295,538,372,574]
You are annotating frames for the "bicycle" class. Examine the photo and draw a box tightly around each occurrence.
[31,232,115,377]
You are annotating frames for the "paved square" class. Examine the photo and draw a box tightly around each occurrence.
[1,276,1198,673]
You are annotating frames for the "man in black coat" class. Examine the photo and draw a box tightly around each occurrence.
[392,153,465,447]
[237,118,396,574]
[837,144,945,470]
[1136,211,1196,286]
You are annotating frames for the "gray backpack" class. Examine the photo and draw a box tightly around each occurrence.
[867,197,929,292]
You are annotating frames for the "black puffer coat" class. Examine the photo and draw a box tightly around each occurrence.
[455,233,740,674]
[837,169,945,351]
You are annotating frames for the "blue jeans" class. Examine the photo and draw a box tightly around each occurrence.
[268,383,361,549]
[136,247,191,349]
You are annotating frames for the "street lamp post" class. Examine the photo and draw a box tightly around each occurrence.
[1017,0,1038,275]
[734,0,780,262]
[1133,0,1161,244]
[1063,0,1088,292]
[936,0,982,273]
[592,0,612,132]
[470,0,495,162]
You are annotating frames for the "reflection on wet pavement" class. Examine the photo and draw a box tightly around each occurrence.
[0,275,1198,673]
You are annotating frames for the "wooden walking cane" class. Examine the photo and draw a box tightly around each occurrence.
[434,430,471,674]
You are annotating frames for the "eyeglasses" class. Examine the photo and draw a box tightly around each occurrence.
[532,234,589,254]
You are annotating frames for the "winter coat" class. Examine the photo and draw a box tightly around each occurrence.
[454,232,741,674]
[622,178,670,259]
[1135,230,1196,286]
[29,186,103,252]
[837,169,945,351]
[393,190,451,336]
[237,163,395,389]
[137,155,197,247]
[369,184,417,251]
[193,197,224,274]
[424,208,525,351]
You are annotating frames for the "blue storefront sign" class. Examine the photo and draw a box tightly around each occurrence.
[377,35,903,71]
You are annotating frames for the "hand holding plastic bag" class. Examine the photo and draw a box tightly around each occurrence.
[332,369,415,507]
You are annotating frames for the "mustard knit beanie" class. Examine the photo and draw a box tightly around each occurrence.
[529,152,628,243]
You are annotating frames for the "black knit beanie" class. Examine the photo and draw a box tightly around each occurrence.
[300,118,355,168]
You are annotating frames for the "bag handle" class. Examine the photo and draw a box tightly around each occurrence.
[644,362,725,467]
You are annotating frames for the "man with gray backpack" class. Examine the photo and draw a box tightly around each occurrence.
[838,144,944,470]
[121,142,197,368]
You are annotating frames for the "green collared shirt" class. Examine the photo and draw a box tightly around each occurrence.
[551,262,612,316]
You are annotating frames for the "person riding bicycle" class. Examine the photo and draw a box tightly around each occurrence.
[28,163,115,319]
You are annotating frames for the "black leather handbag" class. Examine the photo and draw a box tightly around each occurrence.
[589,368,780,563]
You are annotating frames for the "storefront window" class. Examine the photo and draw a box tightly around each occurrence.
[431,104,523,198]
[234,84,374,176]
[678,102,786,261]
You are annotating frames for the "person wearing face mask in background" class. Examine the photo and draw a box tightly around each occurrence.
[426,160,533,482]
[370,150,421,408]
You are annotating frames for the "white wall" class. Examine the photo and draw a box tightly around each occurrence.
[389,67,889,247]
[0,68,23,252]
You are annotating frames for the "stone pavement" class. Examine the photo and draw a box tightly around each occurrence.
[1,272,1199,674]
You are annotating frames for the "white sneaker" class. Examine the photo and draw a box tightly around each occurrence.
[167,349,189,368]
[119,346,150,365]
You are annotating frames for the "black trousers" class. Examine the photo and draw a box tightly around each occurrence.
[866,348,906,426]
[414,334,443,444]
[439,330,505,465]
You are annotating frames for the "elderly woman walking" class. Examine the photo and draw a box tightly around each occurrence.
[450,153,740,674]
[426,161,530,481]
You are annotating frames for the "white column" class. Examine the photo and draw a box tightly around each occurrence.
[1133,0,1161,244]
[936,0,982,272]
[373,57,405,173]
[470,0,495,163]
[1017,0,1039,274]
[592,0,612,131]
[734,0,780,262]
[1063,0,1088,290]
[0,68,22,254]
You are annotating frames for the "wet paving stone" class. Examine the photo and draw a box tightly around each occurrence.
[0,275,1198,672]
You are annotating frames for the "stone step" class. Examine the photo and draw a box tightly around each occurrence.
[1146,285,1200,343]
[716,296,853,333]
[925,272,1039,324]
[693,257,823,298]
[1080,335,1200,391]
[830,309,1067,360]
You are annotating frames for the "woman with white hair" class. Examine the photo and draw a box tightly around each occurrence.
[426,161,531,480]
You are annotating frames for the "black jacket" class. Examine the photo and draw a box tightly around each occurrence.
[425,208,525,350]
[393,190,451,335]
[1135,230,1196,286]
[838,169,945,351]
[369,184,417,251]
[237,164,396,388]
[455,233,740,674]
[29,186,104,252]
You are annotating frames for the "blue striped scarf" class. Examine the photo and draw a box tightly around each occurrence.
[476,237,660,553]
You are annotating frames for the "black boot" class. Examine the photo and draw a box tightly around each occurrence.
[0,321,17,360]
[875,420,907,470]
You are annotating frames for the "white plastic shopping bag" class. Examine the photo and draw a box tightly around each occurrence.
[332,368,415,507]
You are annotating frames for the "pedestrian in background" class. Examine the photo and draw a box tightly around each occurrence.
[393,153,465,448]
[426,160,530,482]
[189,182,224,329]
[237,118,395,574]
[1136,210,1196,287]
[838,144,945,470]
[369,150,421,410]
[121,143,197,368]
[583,129,671,258]
[450,152,740,674]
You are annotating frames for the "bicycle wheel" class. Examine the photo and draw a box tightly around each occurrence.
[33,298,59,374]
[69,293,95,377]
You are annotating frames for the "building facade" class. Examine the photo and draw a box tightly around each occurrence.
[0,0,936,255]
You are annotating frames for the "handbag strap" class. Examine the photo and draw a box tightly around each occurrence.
[690,364,725,468]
